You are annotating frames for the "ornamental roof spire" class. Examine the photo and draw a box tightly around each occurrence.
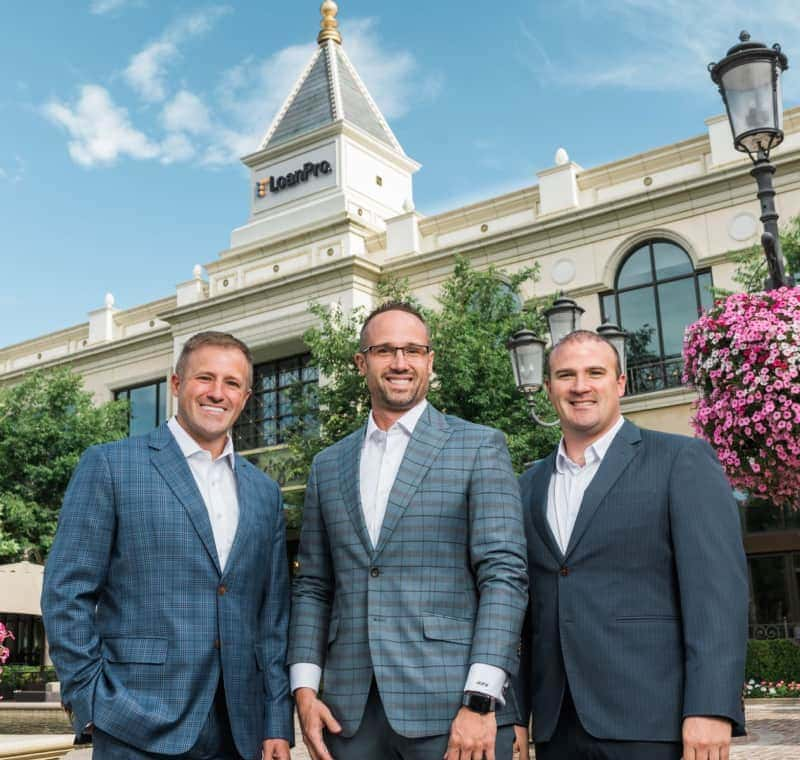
[317,1,342,45]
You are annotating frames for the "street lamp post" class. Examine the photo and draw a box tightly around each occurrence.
[507,296,627,428]
[709,31,793,290]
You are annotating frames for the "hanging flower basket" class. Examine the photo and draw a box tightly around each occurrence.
[682,287,800,505]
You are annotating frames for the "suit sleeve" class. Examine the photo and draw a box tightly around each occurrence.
[41,445,115,733]
[467,429,529,676]
[669,438,748,735]
[288,460,335,667]
[259,478,294,743]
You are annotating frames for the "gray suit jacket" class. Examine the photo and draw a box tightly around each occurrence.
[514,421,748,742]
[288,404,528,738]
[42,424,293,756]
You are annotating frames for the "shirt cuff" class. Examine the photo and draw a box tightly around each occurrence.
[464,663,508,706]
[289,663,322,694]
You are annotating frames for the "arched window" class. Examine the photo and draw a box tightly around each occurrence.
[600,239,713,395]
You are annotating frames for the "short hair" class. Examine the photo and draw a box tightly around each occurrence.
[359,301,429,349]
[175,331,253,387]
[545,330,622,379]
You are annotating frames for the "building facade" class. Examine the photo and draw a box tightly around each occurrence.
[2,5,800,637]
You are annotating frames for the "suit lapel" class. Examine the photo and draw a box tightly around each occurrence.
[528,453,564,561]
[223,455,257,578]
[339,425,373,557]
[149,425,222,575]
[373,405,450,559]
[564,420,642,559]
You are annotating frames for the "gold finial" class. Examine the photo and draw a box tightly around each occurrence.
[318,1,342,45]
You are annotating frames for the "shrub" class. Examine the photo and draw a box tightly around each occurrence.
[746,638,800,683]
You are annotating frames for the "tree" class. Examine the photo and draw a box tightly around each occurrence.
[724,215,800,294]
[269,257,561,490]
[0,368,128,562]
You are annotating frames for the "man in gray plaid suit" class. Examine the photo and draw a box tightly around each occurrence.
[289,302,529,760]
[42,332,292,760]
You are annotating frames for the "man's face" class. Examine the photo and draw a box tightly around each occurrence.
[354,310,434,418]
[171,345,251,454]
[546,338,625,442]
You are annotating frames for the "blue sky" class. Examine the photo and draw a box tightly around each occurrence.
[2,0,799,347]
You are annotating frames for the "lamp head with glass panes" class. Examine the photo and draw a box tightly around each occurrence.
[709,31,788,160]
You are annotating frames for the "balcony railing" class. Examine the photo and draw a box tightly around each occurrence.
[749,621,799,640]
[626,356,685,396]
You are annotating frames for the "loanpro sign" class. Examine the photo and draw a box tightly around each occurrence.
[256,160,333,198]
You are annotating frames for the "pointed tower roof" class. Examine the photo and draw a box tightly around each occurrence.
[259,1,404,154]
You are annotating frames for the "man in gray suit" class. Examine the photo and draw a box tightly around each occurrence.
[513,331,748,760]
[289,302,528,760]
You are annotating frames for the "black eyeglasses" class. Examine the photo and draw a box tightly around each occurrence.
[359,344,432,359]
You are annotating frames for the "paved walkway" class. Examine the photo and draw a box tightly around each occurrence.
[289,699,800,759]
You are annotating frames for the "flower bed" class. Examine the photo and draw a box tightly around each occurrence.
[744,678,800,698]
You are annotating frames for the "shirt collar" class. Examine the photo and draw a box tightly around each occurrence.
[365,399,428,441]
[555,415,625,473]
[167,415,236,469]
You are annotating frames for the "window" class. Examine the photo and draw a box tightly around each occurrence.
[234,353,318,451]
[115,379,168,436]
[600,239,713,395]
[747,553,800,638]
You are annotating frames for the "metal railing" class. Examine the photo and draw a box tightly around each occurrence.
[626,356,685,396]
[749,620,799,640]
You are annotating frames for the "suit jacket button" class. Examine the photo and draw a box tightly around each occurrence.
[213,639,221,649]
[370,567,380,578]
[560,566,569,576]
[218,585,227,595]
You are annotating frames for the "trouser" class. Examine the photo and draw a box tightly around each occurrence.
[324,678,516,760]
[92,678,245,760]
[534,683,682,760]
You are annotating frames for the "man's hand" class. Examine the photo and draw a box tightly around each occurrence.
[294,687,342,760]
[682,716,732,760]
[445,706,497,760]
[513,724,529,758]
[261,738,291,759]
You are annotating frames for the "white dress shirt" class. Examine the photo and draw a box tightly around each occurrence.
[290,399,508,703]
[547,415,625,554]
[167,416,239,572]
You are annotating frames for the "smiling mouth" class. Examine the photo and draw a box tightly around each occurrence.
[200,404,227,415]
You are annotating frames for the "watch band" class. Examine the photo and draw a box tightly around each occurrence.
[462,691,496,714]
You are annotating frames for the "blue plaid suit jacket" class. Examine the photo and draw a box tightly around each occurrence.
[288,404,528,738]
[514,421,748,742]
[42,423,293,756]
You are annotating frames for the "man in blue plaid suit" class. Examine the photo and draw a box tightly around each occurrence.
[289,302,529,760]
[513,331,748,760]
[42,332,292,760]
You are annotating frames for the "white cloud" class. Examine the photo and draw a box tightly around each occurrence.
[0,156,25,184]
[90,0,132,14]
[343,18,441,119]
[520,0,800,98]
[44,85,159,167]
[162,90,212,134]
[159,133,196,164]
[47,12,440,169]
[124,6,230,102]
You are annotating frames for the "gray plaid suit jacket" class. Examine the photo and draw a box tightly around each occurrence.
[42,423,293,757]
[514,421,748,742]
[288,404,528,739]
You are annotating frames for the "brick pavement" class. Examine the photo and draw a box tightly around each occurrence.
[290,699,800,759]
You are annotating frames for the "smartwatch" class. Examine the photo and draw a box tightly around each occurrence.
[462,691,496,714]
